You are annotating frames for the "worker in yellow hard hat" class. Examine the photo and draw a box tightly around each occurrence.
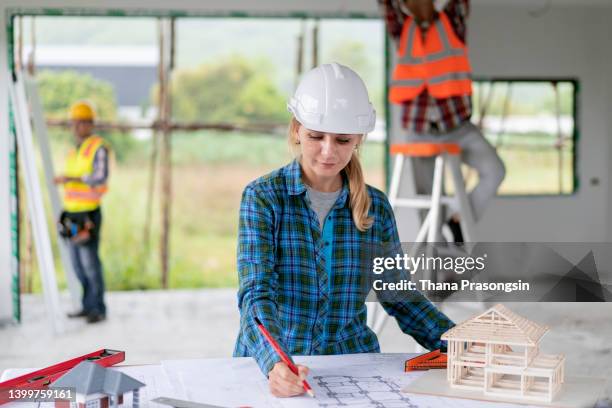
[54,101,110,324]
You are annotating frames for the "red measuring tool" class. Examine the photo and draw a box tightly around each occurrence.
[404,349,447,372]
[0,349,125,405]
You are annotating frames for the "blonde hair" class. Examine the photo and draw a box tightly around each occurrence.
[288,117,374,232]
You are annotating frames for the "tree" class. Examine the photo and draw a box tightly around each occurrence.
[324,41,374,84]
[37,70,118,120]
[323,41,383,118]
[36,70,136,161]
[167,56,289,125]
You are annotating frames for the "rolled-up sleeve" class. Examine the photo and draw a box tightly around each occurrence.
[81,146,109,187]
[236,184,292,375]
[376,199,455,351]
[380,0,470,44]
[444,0,470,43]
[378,0,405,42]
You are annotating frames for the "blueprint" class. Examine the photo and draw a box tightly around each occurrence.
[162,353,533,408]
[313,374,418,408]
[2,354,534,408]
[116,364,186,408]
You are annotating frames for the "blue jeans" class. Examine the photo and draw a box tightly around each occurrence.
[68,209,106,315]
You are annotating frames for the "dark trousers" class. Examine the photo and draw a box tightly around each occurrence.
[67,208,106,315]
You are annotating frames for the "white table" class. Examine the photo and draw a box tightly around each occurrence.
[1,353,558,408]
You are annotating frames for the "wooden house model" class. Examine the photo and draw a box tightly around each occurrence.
[442,304,565,403]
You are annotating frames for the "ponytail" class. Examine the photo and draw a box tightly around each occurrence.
[344,151,374,232]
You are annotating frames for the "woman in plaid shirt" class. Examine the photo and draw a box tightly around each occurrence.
[234,63,454,397]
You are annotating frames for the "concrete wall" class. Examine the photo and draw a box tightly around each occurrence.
[470,4,612,241]
[392,3,612,242]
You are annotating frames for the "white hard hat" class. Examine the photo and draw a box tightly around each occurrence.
[287,63,376,135]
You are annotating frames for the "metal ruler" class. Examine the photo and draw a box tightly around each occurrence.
[0,349,124,405]
[152,396,227,408]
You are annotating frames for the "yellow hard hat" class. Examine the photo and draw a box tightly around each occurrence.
[69,101,96,121]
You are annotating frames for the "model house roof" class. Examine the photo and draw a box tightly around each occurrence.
[441,304,549,346]
[50,361,144,395]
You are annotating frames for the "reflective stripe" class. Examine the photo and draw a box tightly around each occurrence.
[82,139,96,157]
[392,71,470,87]
[427,17,467,62]
[65,190,105,200]
[425,48,465,63]
[399,47,465,65]
[65,184,108,193]
[390,78,425,87]
[399,16,466,65]
[428,71,472,84]
[64,197,102,204]
[390,11,472,102]
[435,18,451,52]
[64,135,109,212]
[399,22,419,64]
[81,137,104,159]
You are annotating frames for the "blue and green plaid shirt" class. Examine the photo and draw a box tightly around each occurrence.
[233,159,454,375]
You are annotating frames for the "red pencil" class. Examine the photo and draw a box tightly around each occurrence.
[254,317,315,398]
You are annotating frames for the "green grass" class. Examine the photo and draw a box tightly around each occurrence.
[22,130,573,293]
[486,131,574,195]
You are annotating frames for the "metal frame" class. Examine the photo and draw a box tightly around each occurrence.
[472,77,580,197]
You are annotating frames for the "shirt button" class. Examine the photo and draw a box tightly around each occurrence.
[324,242,330,246]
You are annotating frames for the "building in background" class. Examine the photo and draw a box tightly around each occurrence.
[28,45,157,137]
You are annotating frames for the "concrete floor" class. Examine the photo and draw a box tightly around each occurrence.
[1,289,611,403]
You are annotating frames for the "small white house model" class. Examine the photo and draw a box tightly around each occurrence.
[442,304,565,403]
[49,361,145,408]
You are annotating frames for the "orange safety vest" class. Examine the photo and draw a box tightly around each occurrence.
[389,11,472,104]
[63,135,109,213]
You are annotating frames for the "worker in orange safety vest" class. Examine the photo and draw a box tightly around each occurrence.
[54,101,109,324]
[389,2,472,103]
[380,0,505,242]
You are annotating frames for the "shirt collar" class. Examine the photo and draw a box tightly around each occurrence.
[286,159,350,208]
[75,134,94,149]
[412,10,440,29]
[286,159,306,196]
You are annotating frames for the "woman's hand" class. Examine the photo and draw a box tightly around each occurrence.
[268,362,310,397]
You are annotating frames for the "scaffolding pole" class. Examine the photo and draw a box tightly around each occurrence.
[312,19,319,68]
[295,20,305,89]
[158,18,175,289]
